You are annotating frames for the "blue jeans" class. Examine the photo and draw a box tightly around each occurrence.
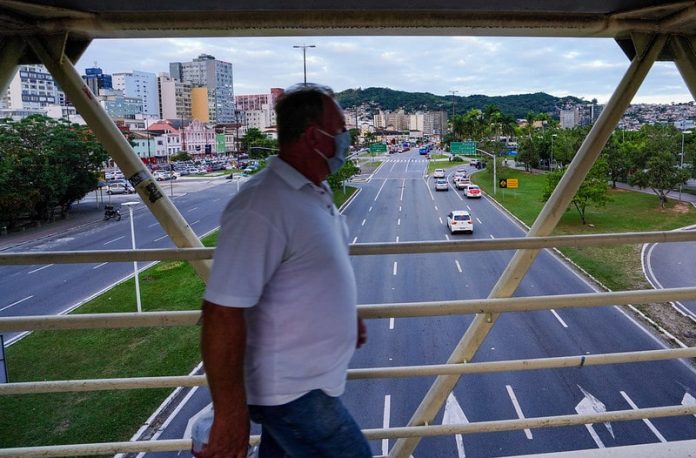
[249,389,372,458]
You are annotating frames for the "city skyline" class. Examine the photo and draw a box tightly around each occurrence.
[75,36,694,105]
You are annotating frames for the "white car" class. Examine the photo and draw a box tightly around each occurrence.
[455,177,470,189]
[447,210,474,234]
[434,179,449,191]
[433,168,446,178]
[464,184,482,198]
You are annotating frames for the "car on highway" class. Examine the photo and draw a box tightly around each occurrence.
[455,177,471,189]
[434,179,449,191]
[154,171,177,181]
[464,184,482,198]
[447,210,473,234]
[433,168,446,178]
[452,168,467,182]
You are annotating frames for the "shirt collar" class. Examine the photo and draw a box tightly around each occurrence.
[268,156,327,192]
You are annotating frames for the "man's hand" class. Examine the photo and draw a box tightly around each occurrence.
[356,317,367,348]
[197,414,250,458]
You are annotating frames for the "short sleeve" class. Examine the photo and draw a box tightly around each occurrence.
[204,208,286,308]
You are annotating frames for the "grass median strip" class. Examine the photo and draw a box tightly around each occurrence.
[1,186,358,451]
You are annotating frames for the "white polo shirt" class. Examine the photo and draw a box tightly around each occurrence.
[204,156,357,406]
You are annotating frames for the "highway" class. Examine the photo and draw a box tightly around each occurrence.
[2,151,696,457]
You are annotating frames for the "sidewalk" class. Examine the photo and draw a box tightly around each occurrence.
[0,201,106,252]
[614,181,696,205]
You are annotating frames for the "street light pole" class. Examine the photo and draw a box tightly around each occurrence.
[121,201,142,313]
[477,148,497,196]
[551,133,557,170]
[449,90,458,132]
[680,130,692,201]
[293,44,316,85]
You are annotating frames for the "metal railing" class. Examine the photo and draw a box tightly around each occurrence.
[2,232,696,457]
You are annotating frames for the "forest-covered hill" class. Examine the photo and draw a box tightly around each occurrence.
[335,87,584,119]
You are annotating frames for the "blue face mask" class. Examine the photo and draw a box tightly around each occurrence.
[315,128,350,174]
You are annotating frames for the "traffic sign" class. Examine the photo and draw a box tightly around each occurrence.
[450,141,477,155]
[507,178,519,188]
[369,143,387,154]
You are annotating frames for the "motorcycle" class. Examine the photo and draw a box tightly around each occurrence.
[104,204,121,221]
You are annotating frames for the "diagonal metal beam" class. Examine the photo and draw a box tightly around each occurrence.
[389,33,669,458]
[0,37,24,94]
[25,35,211,282]
[671,35,696,100]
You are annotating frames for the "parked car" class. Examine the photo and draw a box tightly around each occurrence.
[464,184,482,198]
[106,183,134,195]
[447,210,474,234]
[154,171,177,181]
[433,168,446,178]
[435,179,449,191]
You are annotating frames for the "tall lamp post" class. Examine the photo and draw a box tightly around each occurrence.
[551,133,557,170]
[121,201,142,313]
[477,148,497,196]
[449,90,458,134]
[293,44,315,85]
[680,130,692,201]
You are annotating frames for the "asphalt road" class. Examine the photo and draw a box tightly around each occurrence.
[2,154,695,457]
[136,150,696,458]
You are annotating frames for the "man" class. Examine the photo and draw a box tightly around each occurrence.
[199,83,371,458]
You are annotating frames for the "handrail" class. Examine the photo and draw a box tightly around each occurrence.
[1,347,694,395]
[1,229,695,264]
[2,285,696,332]
[2,405,695,457]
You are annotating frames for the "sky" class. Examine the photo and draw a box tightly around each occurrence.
[75,36,694,105]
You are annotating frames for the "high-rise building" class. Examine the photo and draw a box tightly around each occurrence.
[1,65,65,113]
[82,67,112,96]
[235,88,283,129]
[158,73,192,120]
[112,70,159,117]
[560,108,580,129]
[169,54,235,123]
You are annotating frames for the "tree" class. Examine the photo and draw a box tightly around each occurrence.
[542,158,610,224]
[629,151,690,208]
[170,151,192,162]
[326,159,360,191]
[0,115,107,227]
[602,133,632,188]
[348,128,360,146]
[516,135,540,171]
[241,128,278,158]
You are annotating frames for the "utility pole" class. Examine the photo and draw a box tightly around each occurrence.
[449,90,458,129]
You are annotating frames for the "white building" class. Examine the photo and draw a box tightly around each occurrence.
[1,65,65,113]
[158,73,192,120]
[112,70,159,117]
[560,108,581,129]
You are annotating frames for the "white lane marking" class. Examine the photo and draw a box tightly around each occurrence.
[393,262,398,276]
[489,234,495,239]
[445,234,450,241]
[476,217,482,224]
[369,206,373,212]
[187,206,199,212]
[506,385,533,439]
[361,219,367,226]
[374,179,388,202]
[455,260,463,273]
[619,391,666,442]
[389,317,395,330]
[400,179,405,201]
[467,205,472,211]
[399,206,402,212]
[0,295,34,313]
[397,218,401,226]
[92,262,108,270]
[352,237,358,244]
[550,309,569,328]
[154,234,168,242]
[191,219,200,225]
[439,217,443,225]
[382,395,391,456]
[434,205,439,211]
[575,385,612,448]
[28,264,53,274]
[443,393,468,458]
[104,236,125,246]
[147,222,159,228]
[396,236,399,243]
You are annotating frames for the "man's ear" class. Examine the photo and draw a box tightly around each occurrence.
[304,125,322,148]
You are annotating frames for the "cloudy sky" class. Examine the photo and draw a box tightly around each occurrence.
[75,36,693,105]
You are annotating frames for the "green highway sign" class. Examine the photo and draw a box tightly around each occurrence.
[369,143,388,154]
[450,141,477,155]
